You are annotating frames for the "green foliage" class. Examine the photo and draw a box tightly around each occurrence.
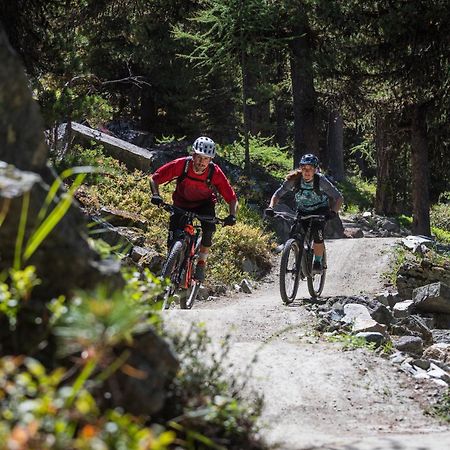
[53,145,125,184]
[383,245,407,285]
[431,390,450,423]
[0,272,264,449]
[402,203,450,244]
[37,75,115,129]
[53,271,164,357]
[397,215,413,228]
[65,146,273,284]
[0,267,40,327]
[156,135,187,144]
[208,223,272,285]
[0,356,175,449]
[432,227,450,246]
[327,332,376,351]
[168,325,263,448]
[337,175,376,213]
[431,203,450,232]
[438,192,450,204]
[222,135,291,180]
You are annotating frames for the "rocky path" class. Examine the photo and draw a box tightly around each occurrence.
[165,237,450,449]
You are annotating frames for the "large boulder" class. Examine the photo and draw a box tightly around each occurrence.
[0,28,48,172]
[0,28,122,355]
[413,282,450,314]
[104,327,179,415]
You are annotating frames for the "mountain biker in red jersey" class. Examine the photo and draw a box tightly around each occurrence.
[265,153,343,274]
[150,136,238,282]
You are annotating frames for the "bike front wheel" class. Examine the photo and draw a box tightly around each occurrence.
[181,281,201,309]
[307,247,327,298]
[279,238,302,305]
[161,241,184,310]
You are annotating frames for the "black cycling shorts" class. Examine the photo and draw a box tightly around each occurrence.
[298,206,329,244]
[169,202,216,248]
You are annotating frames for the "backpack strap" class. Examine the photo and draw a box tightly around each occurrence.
[175,156,217,193]
[174,156,192,186]
[206,162,215,189]
[313,173,321,195]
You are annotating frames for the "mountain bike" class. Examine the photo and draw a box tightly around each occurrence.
[274,211,327,303]
[159,203,224,310]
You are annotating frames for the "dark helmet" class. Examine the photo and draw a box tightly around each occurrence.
[299,153,319,167]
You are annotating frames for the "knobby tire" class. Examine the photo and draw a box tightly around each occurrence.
[307,246,327,298]
[181,282,200,309]
[161,240,184,310]
[279,238,302,304]
[180,234,203,309]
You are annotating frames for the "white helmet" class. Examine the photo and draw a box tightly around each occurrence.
[192,136,216,158]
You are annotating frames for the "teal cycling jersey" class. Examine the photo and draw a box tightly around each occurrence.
[273,173,343,212]
[294,178,329,211]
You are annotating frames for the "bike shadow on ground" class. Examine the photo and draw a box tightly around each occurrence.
[285,296,328,307]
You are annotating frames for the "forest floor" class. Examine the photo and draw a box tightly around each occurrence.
[165,237,450,450]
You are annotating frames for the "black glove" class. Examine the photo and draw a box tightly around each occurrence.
[151,195,164,206]
[223,215,237,226]
[264,207,275,218]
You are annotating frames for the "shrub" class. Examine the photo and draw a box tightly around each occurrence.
[337,175,376,213]
[61,146,274,284]
[431,202,450,232]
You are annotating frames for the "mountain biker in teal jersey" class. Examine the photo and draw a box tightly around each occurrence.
[265,154,343,273]
[150,136,238,282]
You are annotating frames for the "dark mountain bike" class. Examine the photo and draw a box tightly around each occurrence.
[274,211,327,304]
[159,203,224,310]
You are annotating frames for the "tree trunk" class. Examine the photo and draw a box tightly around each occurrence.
[375,115,396,215]
[241,48,251,175]
[140,88,158,133]
[410,104,431,236]
[289,32,319,168]
[326,110,345,181]
[273,51,288,146]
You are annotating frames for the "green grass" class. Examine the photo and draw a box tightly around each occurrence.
[397,214,450,245]
[382,245,407,285]
[432,227,450,245]
[430,390,450,422]
[336,175,376,213]
[327,332,377,351]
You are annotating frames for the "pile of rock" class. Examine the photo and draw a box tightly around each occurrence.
[397,236,450,298]
[345,211,410,238]
[310,280,450,388]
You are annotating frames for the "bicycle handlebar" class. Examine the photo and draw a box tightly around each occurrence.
[272,211,327,221]
[160,202,225,225]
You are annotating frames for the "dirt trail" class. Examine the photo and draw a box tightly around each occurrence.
[165,237,450,450]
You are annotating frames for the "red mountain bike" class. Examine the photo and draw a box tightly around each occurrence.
[159,203,224,310]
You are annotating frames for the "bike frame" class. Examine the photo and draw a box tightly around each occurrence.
[159,202,224,309]
[275,210,328,301]
[179,223,201,289]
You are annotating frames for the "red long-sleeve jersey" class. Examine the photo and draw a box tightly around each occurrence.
[152,157,237,208]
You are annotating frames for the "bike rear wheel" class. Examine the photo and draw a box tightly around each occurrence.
[161,241,184,310]
[279,238,302,304]
[307,247,327,298]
